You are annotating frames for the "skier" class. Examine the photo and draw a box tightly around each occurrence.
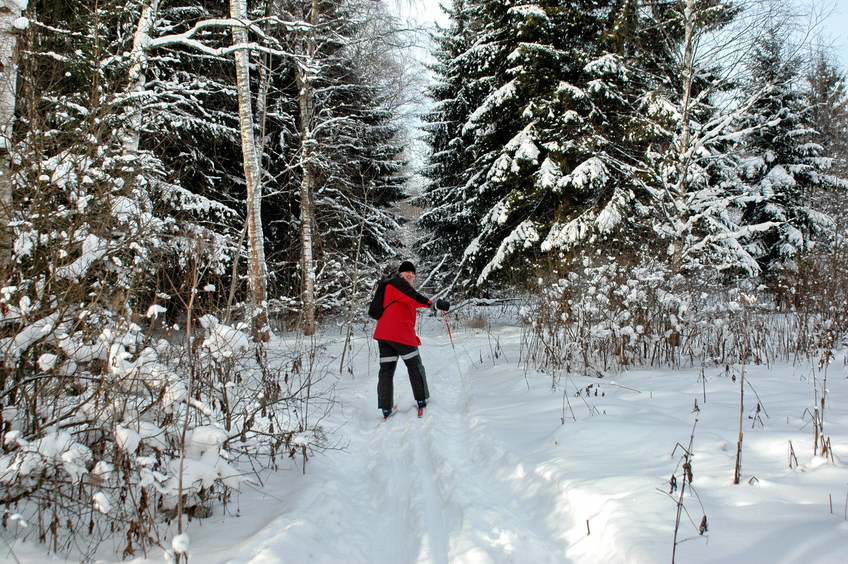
[373,261,449,419]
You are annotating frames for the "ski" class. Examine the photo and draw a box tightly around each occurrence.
[417,406,424,418]
[381,405,399,422]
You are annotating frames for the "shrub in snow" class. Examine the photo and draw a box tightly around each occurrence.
[522,252,846,379]
[0,307,327,560]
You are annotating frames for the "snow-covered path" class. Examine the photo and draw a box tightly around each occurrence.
[98,311,848,564]
[222,319,576,564]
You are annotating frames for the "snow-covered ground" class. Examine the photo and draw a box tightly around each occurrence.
[7,307,848,563]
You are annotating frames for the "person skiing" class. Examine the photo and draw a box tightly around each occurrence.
[373,261,449,419]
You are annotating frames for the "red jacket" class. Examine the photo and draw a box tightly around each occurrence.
[373,277,432,346]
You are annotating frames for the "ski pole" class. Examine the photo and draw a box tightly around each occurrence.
[442,311,464,379]
[442,310,455,349]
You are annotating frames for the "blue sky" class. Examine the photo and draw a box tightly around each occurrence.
[819,0,848,66]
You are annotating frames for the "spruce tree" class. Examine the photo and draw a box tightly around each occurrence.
[420,0,694,289]
[417,0,486,277]
[805,51,848,181]
[421,0,647,289]
[13,0,236,310]
[736,31,840,275]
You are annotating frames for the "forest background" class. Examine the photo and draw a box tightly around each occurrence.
[1,0,848,561]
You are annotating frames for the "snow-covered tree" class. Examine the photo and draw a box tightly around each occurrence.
[416,0,490,279]
[100,0,409,331]
[231,0,272,341]
[4,0,238,380]
[0,1,332,557]
[420,0,702,289]
[735,29,841,275]
[5,33,223,564]
[626,0,772,276]
[138,1,245,214]
[9,0,236,315]
[420,0,641,289]
[3,0,248,552]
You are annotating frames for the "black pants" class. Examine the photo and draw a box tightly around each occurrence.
[377,340,430,409]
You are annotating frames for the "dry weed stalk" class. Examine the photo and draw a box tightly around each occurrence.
[668,418,707,563]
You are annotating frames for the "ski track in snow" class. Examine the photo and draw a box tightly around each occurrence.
[414,348,568,564]
[346,336,570,563]
[224,325,572,564]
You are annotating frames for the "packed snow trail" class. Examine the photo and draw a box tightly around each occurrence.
[180,313,848,564]
[410,349,571,563]
[222,318,574,563]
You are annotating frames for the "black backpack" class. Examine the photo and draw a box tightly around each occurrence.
[368,277,397,320]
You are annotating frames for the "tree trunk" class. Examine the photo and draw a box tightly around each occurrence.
[0,0,23,276]
[120,0,160,155]
[296,0,320,336]
[671,0,698,273]
[231,0,271,342]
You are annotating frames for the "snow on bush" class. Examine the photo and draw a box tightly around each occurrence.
[199,314,251,359]
[0,309,321,560]
[523,253,844,380]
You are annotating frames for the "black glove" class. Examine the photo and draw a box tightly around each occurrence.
[434,299,450,312]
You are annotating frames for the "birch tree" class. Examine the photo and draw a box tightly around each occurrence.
[624,0,826,276]
[231,0,271,341]
[641,0,748,274]
[120,0,160,155]
[0,0,24,274]
[295,0,319,336]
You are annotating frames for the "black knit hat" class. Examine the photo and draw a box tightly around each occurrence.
[398,261,416,274]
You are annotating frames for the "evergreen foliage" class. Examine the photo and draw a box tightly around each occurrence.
[15,0,236,314]
[417,0,486,273]
[418,0,848,289]
[16,0,411,315]
[736,30,842,275]
[142,1,246,216]
[419,0,705,288]
[629,0,758,276]
[804,50,848,191]
[420,0,643,289]
[3,0,848,560]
